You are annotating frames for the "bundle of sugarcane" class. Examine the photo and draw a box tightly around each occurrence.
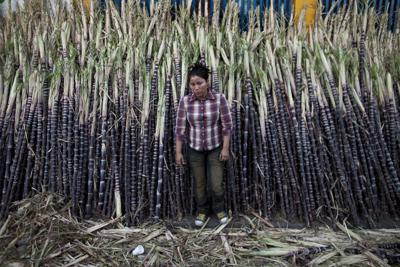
[0,0,399,227]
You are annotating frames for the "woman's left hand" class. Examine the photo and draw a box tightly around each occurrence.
[219,148,230,161]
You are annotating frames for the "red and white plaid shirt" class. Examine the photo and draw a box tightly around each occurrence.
[175,90,232,151]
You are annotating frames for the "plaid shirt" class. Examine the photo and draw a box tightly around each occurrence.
[175,90,232,151]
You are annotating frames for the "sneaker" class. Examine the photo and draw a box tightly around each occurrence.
[194,213,207,227]
[217,211,228,224]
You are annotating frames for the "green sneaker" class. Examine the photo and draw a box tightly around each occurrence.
[217,211,228,224]
[195,213,207,227]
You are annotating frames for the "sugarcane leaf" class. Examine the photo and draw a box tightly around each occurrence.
[259,237,292,248]
[307,251,338,266]
[244,247,303,257]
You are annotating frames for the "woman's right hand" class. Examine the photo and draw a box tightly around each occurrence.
[175,152,186,166]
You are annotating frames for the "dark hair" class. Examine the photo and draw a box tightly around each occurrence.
[188,64,210,81]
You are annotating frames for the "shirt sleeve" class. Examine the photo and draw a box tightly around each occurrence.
[175,96,187,140]
[220,94,232,136]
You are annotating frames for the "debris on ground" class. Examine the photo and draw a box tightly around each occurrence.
[0,193,399,266]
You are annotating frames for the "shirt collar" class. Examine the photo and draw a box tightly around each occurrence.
[189,89,216,102]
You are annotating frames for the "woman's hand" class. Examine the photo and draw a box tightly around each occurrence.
[219,148,230,161]
[175,152,186,166]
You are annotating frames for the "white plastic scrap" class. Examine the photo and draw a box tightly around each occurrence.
[132,245,145,256]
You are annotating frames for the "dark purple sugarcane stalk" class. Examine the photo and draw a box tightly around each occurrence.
[138,142,149,216]
[85,71,99,217]
[40,73,54,191]
[110,117,122,217]
[276,81,302,218]
[173,44,182,93]
[385,97,400,176]
[254,100,268,217]
[233,89,243,211]
[72,114,81,215]
[358,32,368,105]
[123,117,131,220]
[382,98,399,171]
[212,68,219,93]
[249,95,262,210]
[79,122,89,216]
[155,75,172,218]
[305,72,329,215]
[31,48,39,69]
[246,78,260,208]
[0,90,35,218]
[47,101,58,192]
[0,113,14,207]
[265,85,285,218]
[369,96,400,204]
[61,78,70,197]
[318,122,344,208]
[261,124,272,218]
[86,123,96,217]
[294,53,315,219]
[168,87,183,216]
[154,136,165,219]
[98,70,109,211]
[300,114,316,216]
[32,81,44,193]
[376,118,400,201]
[119,69,130,218]
[358,112,393,215]
[130,76,141,221]
[148,61,160,194]
[321,104,359,224]
[106,164,115,217]
[165,117,179,217]
[149,136,159,216]
[138,119,150,220]
[67,95,74,195]
[337,101,371,224]
[291,91,311,220]
[93,113,102,207]
[306,111,334,220]
[348,89,380,214]
[165,162,174,218]
[342,85,376,218]
[129,122,138,223]
[242,88,250,211]
[22,103,39,198]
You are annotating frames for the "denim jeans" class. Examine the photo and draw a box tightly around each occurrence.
[188,145,225,215]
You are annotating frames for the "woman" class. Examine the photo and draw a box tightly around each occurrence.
[175,64,232,226]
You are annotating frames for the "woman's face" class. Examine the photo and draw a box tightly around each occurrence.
[189,75,208,99]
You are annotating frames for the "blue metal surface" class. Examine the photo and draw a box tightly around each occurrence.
[377,0,382,14]
[241,0,245,30]
[109,0,399,31]
[395,0,400,31]
[324,0,329,14]
[389,0,396,30]
[284,0,289,17]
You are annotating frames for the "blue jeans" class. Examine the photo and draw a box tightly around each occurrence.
[188,146,225,215]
